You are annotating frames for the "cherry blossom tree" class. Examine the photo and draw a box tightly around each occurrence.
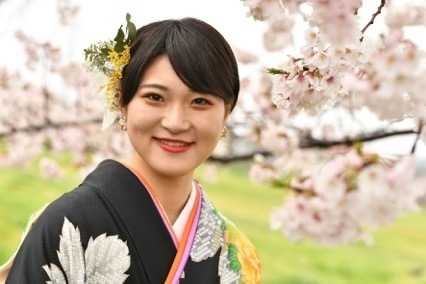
[0,1,134,178]
[237,0,426,245]
[1,0,425,246]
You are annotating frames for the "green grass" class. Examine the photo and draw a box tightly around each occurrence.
[1,161,426,284]
[0,164,79,259]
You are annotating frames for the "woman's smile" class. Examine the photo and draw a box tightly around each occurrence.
[155,138,193,153]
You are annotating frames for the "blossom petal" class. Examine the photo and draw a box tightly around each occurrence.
[85,233,131,283]
[56,217,85,283]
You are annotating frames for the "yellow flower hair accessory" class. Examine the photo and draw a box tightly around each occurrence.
[83,13,136,130]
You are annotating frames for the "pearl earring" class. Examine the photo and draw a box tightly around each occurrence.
[118,116,127,131]
[220,126,228,139]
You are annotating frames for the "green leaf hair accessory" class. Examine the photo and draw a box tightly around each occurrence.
[84,13,136,130]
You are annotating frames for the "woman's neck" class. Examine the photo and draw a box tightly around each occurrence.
[124,156,194,224]
[152,177,193,224]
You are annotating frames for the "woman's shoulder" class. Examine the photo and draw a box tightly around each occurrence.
[44,159,130,213]
[29,159,129,236]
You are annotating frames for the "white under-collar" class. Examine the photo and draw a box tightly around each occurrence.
[172,182,196,242]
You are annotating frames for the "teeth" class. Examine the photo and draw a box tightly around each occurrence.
[160,140,188,147]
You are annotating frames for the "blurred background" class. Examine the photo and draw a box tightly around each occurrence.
[1,0,426,283]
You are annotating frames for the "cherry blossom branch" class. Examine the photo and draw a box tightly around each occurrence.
[0,118,102,138]
[299,128,416,148]
[208,150,271,164]
[209,128,418,163]
[360,0,386,41]
[411,120,424,154]
[42,87,51,125]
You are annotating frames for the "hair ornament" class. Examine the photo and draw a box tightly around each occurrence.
[83,13,136,130]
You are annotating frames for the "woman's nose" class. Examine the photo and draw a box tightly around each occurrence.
[161,105,190,133]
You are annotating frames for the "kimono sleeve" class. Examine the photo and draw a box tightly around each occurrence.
[222,216,262,284]
[5,201,70,283]
[0,203,48,283]
[5,185,131,284]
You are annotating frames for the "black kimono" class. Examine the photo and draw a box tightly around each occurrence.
[4,160,261,283]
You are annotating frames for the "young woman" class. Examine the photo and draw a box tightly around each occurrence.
[3,17,261,283]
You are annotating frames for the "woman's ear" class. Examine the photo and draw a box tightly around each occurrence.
[223,104,232,121]
[120,106,127,118]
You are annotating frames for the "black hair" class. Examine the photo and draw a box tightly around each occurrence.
[120,17,239,111]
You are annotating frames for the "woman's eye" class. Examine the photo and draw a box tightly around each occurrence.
[146,94,163,102]
[193,98,209,105]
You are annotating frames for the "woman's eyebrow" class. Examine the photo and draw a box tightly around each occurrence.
[138,83,169,91]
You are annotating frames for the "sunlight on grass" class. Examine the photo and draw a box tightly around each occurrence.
[0,165,80,259]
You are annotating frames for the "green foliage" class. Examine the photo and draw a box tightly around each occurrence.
[267,67,287,75]
[227,243,242,271]
[270,172,294,190]
[83,13,136,74]
[1,161,426,283]
[113,13,137,53]
[83,40,115,73]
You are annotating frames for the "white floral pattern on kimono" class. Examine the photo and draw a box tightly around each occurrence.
[43,217,131,284]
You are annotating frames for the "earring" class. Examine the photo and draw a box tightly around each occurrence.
[220,126,228,139]
[118,116,127,131]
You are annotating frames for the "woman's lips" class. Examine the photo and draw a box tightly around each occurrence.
[155,138,193,153]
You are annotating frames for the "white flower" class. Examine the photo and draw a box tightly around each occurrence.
[313,174,346,203]
[43,218,131,284]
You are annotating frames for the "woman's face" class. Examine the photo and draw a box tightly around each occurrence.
[122,55,230,179]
